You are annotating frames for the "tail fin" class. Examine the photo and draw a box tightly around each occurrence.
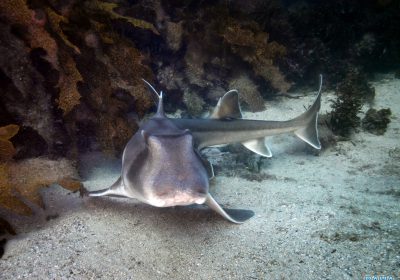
[293,75,323,150]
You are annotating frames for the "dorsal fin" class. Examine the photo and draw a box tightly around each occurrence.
[142,79,165,117]
[210,90,242,119]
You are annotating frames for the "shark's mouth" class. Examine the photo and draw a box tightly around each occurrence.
[146,192,207,207]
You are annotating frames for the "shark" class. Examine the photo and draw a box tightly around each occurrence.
[86,76,323,223]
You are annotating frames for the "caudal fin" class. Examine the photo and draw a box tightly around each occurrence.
[293,75,323,150]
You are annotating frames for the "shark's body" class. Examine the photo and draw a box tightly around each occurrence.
[87,77,323,223]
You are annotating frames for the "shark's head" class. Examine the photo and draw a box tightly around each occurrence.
[139,129,209,207]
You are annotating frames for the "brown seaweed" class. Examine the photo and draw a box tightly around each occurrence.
[0,158,81,215]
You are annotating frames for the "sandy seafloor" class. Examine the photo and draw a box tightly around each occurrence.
[1,76,399,279]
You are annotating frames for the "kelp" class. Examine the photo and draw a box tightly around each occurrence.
[0,124,81,216]
[221,19,291,93]
[57,53,83,116]
[229,74,265,112]
[72,1,156,152]
[0,0,157,155]
[0,163,33,215]
[176,6,291,112]
[0,159,81,215]
[46,7,81,54]
[0,0,59,69]
[0,125,33,215]
[93,0,159,35]
[0,125,19,161]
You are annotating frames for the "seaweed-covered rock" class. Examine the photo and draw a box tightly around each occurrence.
[220,18,291,93]
[165,21,183,52]
[329,69,375,137]
[0,125,19,161]
[0,23,57,153]
[0,158,81,216]
[362,108,391,135]
[0,0,158,157]
[202,145,269,182]
[184,41,210,88]
[183,89,205,116]
[229,74,265,112]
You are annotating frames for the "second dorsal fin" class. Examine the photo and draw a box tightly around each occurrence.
[210,90,242,119]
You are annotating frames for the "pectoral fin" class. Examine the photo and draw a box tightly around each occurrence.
[87,177,130,198]
[205,193,254,224]
[196,150,215,179]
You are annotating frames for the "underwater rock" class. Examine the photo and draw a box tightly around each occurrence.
[157,65,184,91]
[229,74,265,112]
[0,158,81,216]
[184,41,209,88]
[0,0,158,157]
[354,33,376,58]
[57,52,83,116]
[0,0,59,69]
[0,125,19,161]
[12,126,48,159]
[206,86,229,102]
[84,32,101,49]
[165,21,183,52]
[183,89,206,117]
[362,108,392,135]
[0,23,56,153]
[92,0,159,35]
[336,69,375,103]
[221,19,290,93]
[69,32,153,153]
[203,145,268,182]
